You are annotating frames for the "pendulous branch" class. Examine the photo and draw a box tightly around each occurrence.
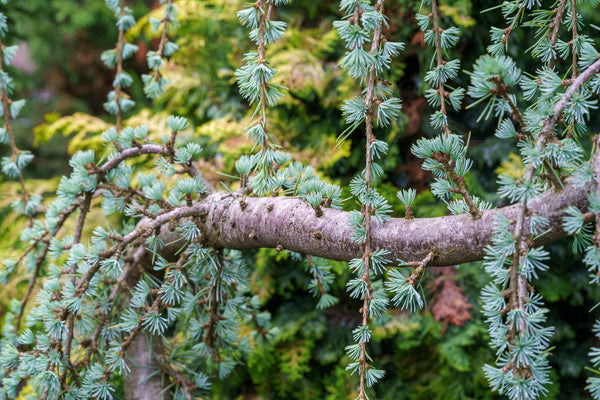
[189,180,589,266]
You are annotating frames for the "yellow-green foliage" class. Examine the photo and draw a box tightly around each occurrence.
[0,179,57,316]
[129,0,244,75]
[371,312,421,340]
[0,178,60,258]
[271,48,329,99]
[495,153,525,179]
[0,177,119,317]
[439,3,476,28]
[278,339,315,381]
[34,112,112,154]
[34,109,195,154]
[128,0,242,41]
[269,27,340,101]
[196,117,252,174]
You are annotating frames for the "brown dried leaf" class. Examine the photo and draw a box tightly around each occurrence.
[428,267,472,333]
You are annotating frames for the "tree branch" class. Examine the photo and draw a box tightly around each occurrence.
[195,181,589,266]
[123,334,172,400]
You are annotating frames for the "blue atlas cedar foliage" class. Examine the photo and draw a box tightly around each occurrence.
[3,0,600,399]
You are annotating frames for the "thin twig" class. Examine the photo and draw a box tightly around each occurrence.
[431,0,451,134]
[571,0,579,78]
[61,192,93,387]
[0,35,30,207]
[114,0,126,132]
[148,0,174,84]
[15,201,81,331]
[406,251,435,286]
[548,0,568,69]
[358,1,384,397]
[306,254,326,296]
[500,90,562,189]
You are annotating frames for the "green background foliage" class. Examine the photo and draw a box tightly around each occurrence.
[1,0,599,398]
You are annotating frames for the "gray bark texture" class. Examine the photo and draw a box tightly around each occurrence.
[196,182,589,266]
[122,241,173,400]
[124,335,171,400]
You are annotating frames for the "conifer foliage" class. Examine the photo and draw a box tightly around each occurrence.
[2,0,600,399]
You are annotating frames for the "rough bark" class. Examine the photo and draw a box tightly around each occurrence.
[122,236,173,400]
[195,181,589,266]
[124,335,171,400]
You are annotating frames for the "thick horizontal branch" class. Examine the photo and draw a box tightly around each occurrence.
[197,182,589,266]
[124,60,600,268]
